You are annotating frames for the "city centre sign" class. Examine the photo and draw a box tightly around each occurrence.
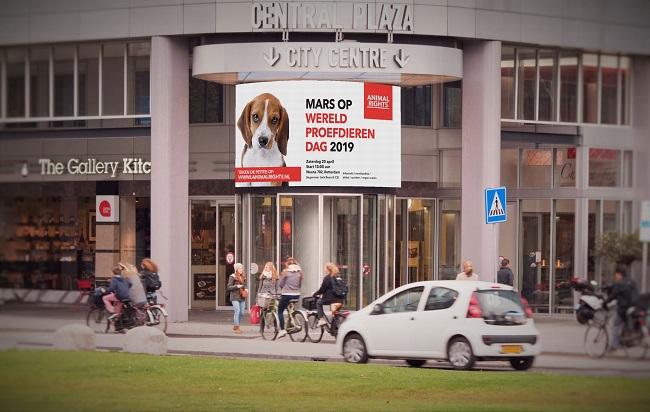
[38,158,151,178]
[252,2,413,32]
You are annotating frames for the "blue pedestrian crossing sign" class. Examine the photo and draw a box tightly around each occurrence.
[485,186,507,224]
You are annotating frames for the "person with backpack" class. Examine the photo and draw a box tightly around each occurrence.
[139,258,162,303]
[312,262,347,327]
[277,257,303,338]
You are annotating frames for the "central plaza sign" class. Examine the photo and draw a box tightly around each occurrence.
[252,2,413,32]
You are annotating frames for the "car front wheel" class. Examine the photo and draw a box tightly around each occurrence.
[447,337,475,370]
[509,356,535,371]
[343,333,368,364]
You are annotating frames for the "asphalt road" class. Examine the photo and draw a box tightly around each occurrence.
[1,303,649,378]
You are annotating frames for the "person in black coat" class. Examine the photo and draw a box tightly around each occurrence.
[497,258,515,286]
[312,262,344,327]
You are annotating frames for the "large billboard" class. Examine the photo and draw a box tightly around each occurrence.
[235,80,401,187]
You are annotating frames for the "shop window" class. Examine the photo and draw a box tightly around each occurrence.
[582,53,598,123]
[6,48,26,117]
[559,52,579,123]
[78,44,99,116]
[600,55,618,125]
[501,46,515,119]
[438,199,460,280]
[554,199,575,312]
[127,42,150,115]
[587,199,600,282]
[189,74,224,124]
[500,149,518,188]
[362,195,378,307]
[441,81,461,128]
[554,148,576,188]
[401,85,431,127]
[520,199,551,313]
[54,45,75,117]
[30,47,50,118]
[601,200,620,282]
[439,150,461,188]
[589,148,620,187]
[622,201,633,233]
[102,43,125,116]
[538,50,557,121]
[521,149,552,188]
[0,196,96,290]
[517,48,536,121]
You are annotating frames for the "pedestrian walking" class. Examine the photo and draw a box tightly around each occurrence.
[497,258,515,286]
[227,263,248,334]
[277,257,303,338]
[456,260,479,280]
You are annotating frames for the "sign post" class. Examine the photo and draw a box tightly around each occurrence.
[640,200,650,292]
[485,187,507,283]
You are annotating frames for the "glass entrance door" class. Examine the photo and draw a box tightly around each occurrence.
[190,198,235,310]
[520,200,551,313]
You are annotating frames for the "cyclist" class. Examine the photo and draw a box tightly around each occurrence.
[277,257,303,338]
[103,265,129,322]
[121,262,147,308]
[312,262,344,327]
[606,266,640,351]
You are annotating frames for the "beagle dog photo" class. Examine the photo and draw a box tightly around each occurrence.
[237,93,289,187]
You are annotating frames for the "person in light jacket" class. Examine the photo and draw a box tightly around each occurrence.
[121,262,147,307]
[227,263,247,334]
[277,257,303,338]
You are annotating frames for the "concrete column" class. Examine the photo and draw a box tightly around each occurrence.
[119,196,136,265]
[460,40,501,281]
[151,36,189,322]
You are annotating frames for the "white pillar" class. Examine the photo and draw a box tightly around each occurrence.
[151,36,189,322]
[460,40,501,281]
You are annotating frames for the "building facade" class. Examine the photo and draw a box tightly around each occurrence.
[0,1,648,321]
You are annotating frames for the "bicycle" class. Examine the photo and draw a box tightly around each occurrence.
[144,292,169,334]
[259,294,307,341]
[304,297,350,343]
[584,307,610,358]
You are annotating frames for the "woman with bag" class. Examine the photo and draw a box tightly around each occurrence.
[227,263,247,334]
[251,262,279,325]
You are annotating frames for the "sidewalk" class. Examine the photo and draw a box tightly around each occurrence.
[0,303,634,357]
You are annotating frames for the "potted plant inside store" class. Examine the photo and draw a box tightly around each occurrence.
[594,231,642,272]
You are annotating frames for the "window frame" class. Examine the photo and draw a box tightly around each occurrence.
[424,286,459,311]
[378,286,425,314]
[401,85,433,128]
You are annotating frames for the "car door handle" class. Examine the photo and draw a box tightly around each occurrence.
[410,317,415,321]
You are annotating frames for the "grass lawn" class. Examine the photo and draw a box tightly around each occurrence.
[1,350,649,411]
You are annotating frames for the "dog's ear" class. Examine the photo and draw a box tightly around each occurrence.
[237,101,253,147]
[277,106,289,156]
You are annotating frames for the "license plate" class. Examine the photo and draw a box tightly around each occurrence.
[500,345,523,354]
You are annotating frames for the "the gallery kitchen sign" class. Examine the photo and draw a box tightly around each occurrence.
[38,158,151,178]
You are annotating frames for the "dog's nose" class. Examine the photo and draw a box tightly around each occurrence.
[258,136,269,147]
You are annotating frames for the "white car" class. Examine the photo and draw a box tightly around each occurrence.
[336,280,541,370]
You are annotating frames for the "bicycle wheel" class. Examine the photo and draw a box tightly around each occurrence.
[289,312,306,342]
[147,307,168,334]
[584,325,609,358]
[306,313,324,343]
[260,311,278,340]
[86,307,109,334]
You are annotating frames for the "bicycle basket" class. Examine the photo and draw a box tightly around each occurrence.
[256,293,275,308]
[302,297,317,311]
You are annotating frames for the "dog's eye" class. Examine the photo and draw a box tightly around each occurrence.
[252,114,259,123]
[271,117,278,125]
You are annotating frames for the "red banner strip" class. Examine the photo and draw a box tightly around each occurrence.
[235,167,302,183]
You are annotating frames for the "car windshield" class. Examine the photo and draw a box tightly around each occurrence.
[476,290,525,320]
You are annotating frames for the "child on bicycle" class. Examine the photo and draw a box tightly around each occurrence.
[277,257,303,338]
[103,265,130,321]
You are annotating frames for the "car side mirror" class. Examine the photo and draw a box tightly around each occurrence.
[371,303,384,315]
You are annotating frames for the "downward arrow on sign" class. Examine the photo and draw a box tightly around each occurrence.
[394,49,410,68]
[263,47,280,66]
